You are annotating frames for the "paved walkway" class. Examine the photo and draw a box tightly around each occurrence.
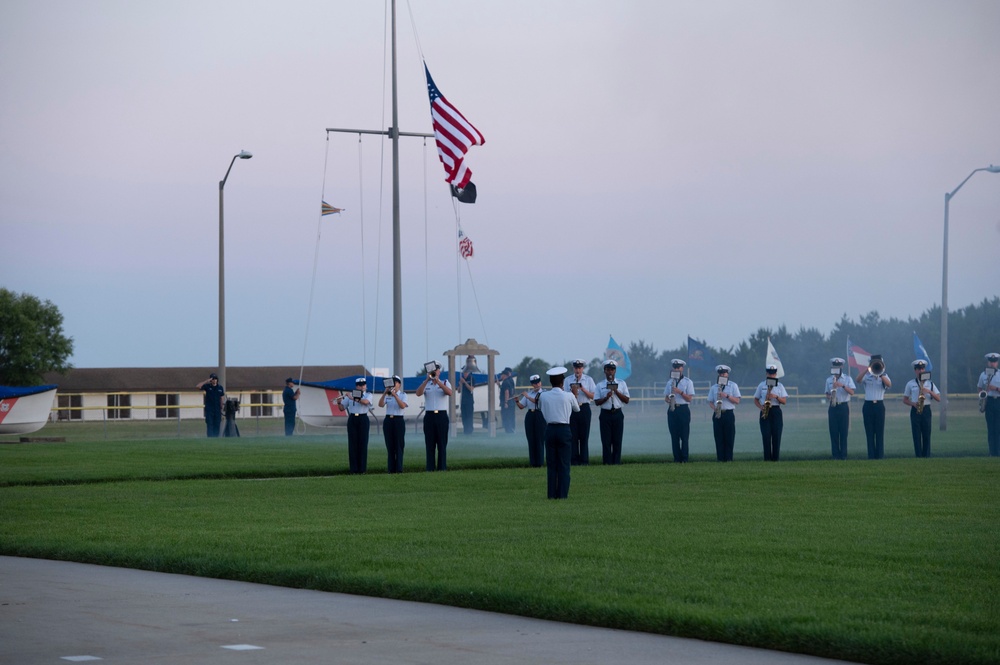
[0,556,858,664]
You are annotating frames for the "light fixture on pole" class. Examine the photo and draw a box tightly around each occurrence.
[940,163,999,430]
[218,150,253,390]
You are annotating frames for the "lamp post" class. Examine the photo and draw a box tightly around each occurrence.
[940,164,999,430]
[218,150,253,390]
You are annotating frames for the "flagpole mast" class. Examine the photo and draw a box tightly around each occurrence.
[390,0,403,377]
[326,0,433,378]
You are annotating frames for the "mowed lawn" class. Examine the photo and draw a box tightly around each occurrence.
[1,400,997,665]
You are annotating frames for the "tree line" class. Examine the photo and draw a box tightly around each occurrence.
[513,298,999,393]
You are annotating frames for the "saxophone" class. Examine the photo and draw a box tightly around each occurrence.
[829,370,839,408]
[713,378,726,419]
[668,371,680,412]
[982,368,996,413]
[916,371,930,415]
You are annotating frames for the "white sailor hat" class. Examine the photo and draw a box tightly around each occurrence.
[572,359,586,368]
[986,353,1000,362]
[671,358,686,367]
[603,359,617,368]
[391,375,402,384]
[912,359,927,368]
[766,364,778,372]
[716,364,731,373]
[355,376,367,384]
[831,357,845,366]
[546,366,568,376]
[529,374,541,383]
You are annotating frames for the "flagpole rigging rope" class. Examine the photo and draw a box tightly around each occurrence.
[297,134,334,388]
[423,138,430,361]
[452,196,489,347]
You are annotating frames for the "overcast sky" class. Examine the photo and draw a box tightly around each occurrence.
[2,0,998,378]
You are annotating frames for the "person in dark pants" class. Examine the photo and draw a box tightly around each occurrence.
[903,360,939,458]
[458,355,477,435]
[378,375,408,473]
[595,359,630,464]
[499,367,516,433]
[753,365,788,461]
[417,361,452,471]
[707,365,740,461]
[664,359,695,462]
[858,355,891,460]
[825,358,855,460]
[196,373,225,438]
[337,377,372,473]
[978,353,1000,456]
[538,367,579,499]
[566,359,596,465]
[282,378,300,436]
[515,374,546,467]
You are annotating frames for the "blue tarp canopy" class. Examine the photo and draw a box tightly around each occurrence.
[0,384,57,399]
[298,373,491,392]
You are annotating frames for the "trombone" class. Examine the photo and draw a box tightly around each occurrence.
[868,355,885,377]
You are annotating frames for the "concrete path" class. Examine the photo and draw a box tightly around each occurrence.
[0,556,858,664]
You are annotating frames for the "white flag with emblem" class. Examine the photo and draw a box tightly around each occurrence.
[766,337,785,378]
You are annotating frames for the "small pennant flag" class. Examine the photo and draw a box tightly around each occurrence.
[321,201,343,216]
[458,229,474,259]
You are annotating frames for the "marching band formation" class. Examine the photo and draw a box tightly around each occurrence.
[286,351,1000,499]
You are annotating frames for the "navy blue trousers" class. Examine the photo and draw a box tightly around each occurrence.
[545,423,572,498]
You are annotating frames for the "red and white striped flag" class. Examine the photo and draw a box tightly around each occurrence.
[425,64,484,190]
[458,229,474,259]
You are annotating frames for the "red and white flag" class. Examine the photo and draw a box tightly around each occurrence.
[847,337,872,376]
[458,229,474,259]
[425,64,484,190]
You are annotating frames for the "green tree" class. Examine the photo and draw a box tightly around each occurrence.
[512,356,551,386]
[0,288,74,385]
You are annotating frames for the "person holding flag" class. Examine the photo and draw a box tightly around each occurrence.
[856,350,892,460]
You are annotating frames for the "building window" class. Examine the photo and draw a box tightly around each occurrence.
[57,394,82,421]
[107,394,131,420]
[155,393,179,419]
[250,392,272,417]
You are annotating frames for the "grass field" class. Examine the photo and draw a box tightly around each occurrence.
[1,399,997,665]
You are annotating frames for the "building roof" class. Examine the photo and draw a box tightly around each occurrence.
[42,365,365,393]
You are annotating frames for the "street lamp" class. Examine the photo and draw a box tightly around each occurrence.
[218,150,253,390]
[940,163,999,430]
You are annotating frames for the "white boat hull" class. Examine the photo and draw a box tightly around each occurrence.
[0,387,57,435]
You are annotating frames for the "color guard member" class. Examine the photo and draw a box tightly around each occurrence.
[902,360,939,458]
[979,353,1000,456]
[825,358,855,460]
[857,354,891,460]
[754,364,788,461]
[595,359,630,464]
[706,365,740,461]
[664,359,695,462]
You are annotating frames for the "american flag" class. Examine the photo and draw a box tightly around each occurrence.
[458,229,474,259]
[425,64,484,189]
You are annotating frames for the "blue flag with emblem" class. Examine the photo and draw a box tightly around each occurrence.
[604,335,632,381]
[687,336,718,372]
[913,332,933,371]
